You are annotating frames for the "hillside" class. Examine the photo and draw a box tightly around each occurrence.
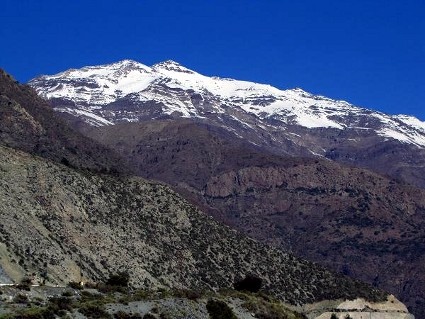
[0,144,390,308]
[85,119,425,318]
[0,69,128,175]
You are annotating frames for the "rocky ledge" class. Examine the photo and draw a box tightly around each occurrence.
[302,294,414,319]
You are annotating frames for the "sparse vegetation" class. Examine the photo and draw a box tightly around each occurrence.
[17,277,33,291]
[206,299,237,319]
[106,271,130,287]
[114,311,142,319]
[12,293,29,304]
[79,303,112,319]
[68,281,83,289]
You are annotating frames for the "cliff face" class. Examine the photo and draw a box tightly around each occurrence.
[203,164,425,316]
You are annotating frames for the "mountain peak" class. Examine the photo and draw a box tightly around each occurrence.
[106,59,151,71]
[152,60,195,74]
[113,59,141,66]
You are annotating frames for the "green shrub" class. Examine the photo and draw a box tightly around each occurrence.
[68,281,83,289]
[47,296,74,313]
[106,272,130,287]
[13,293,29,304]
[206,299,237,319]
[79,304,112,319]
[4,307,56,319]
[17,277,33,291]
[113,311,142,319]
[62,291,73,297]
[172,289,203,300]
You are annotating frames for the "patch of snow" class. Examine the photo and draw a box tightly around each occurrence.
[396,114,425,132]
[55,107,113,126]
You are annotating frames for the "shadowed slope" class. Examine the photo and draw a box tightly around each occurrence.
[0,69,128,174]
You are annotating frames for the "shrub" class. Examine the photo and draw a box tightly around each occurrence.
[234,274,262,293]
[68,281,83,289]
[79,304,112,319]
[17,277,33,291]
[62,291,73,297]
[10,306,56,319]
[13,293,29,304]
[206,299,237,319]
[330,314,338,319]
[106,272,130,287]
[172,289,203,300]
[114,311,142,319]
[48,296,74,313]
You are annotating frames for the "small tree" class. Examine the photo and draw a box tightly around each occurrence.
[206,299,237,319]
[106,271,130,287]
[234,274,262,293]
[17,276,33,291]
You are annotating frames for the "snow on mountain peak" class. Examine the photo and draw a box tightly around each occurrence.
[28,59,425,147]
[152,60,195,74]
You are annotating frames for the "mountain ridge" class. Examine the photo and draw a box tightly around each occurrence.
[28,59,425,189]
[29,59,425,147]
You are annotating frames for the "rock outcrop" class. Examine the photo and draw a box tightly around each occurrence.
[303,295,413,319]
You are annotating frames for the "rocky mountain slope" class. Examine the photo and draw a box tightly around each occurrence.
[0,69,128,175]
[0,144,390,308]
[0,285,413,319]
[84,119,425,318]
[0,69,412,318]
[29,59,425,188]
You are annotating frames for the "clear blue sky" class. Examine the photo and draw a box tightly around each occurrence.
[1,0,424,119]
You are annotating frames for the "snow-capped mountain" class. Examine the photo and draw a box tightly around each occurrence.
[29,59,425,147]
[29,60,425,189]
[23,62,425,318]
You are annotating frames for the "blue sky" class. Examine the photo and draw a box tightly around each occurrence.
[1,0,424,119]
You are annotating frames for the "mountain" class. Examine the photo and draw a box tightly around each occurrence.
[27,60,425,317]
[84,119,425,318]
[29,59,425,188]
[1,69,414,319]
[0,69,128,175]
[0,143,390,305]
